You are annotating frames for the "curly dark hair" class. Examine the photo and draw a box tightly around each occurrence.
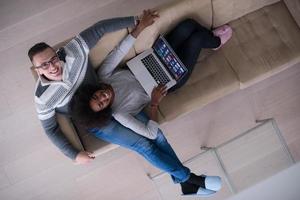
[70,83,113,129]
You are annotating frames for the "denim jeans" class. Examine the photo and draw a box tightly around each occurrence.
[89,112,190,183]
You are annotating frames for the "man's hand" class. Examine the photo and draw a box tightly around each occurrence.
[74,151,95,165]
[138,9,159,30]
[131,9,159,38]
[151,84,167,106]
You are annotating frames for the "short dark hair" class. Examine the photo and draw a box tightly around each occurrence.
[28,42,53,62]
[70,83,113,129]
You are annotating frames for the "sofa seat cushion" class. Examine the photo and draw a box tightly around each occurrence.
[212,0,279,27]
[134,0,213,54]
[222,1,300,88]
[158,50,240,122]
[56,114,84,151]
[89,29,136,69]
[284,0,300,28]
[73,122,119,156]
[79,132,119,157]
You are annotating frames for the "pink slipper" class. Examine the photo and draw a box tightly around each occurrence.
[212,25,232,50]
[213,25,231,36]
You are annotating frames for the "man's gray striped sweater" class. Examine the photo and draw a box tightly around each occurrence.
[34,17,136,160]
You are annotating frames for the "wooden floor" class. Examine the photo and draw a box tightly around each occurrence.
[0,0,299,199]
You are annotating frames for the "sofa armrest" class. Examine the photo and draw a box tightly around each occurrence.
[284,0,300,28]
[89,28,137,69]
[56,113,85,151]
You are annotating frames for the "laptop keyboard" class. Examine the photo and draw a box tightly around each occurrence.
[141,54,170,85]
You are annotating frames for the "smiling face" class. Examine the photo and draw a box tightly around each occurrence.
[32,47,63,81]
[89,88,114,112]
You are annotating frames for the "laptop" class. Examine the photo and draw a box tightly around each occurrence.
[127,35,188,96]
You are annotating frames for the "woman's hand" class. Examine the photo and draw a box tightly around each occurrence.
[151,84,167,106]
[131,9,159,38]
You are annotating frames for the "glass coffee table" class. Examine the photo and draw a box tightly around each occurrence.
[150,119,295,200]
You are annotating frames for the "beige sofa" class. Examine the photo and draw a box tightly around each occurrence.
[31,0,300,156]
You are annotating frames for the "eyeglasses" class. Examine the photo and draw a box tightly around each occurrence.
[35,55,60,69]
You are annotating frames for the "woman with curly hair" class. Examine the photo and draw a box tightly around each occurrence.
[71,9,231,196]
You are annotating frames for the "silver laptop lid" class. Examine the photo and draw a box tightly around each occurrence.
[152,35,188,81]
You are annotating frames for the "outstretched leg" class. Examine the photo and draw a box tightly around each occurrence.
[89,119,190,183]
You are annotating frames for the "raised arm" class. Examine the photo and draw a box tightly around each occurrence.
[97,34,136,79]
[40,115,79,159]
[97,10,160,79]
[37,107,94,164]
[79,16,137,49]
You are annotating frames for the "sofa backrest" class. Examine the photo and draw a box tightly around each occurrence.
[132,0,280,53]
[134,0,213,54]
[37,0,281,72]
[88,28,136,69]
[284,0,300,28]
[212,0,279,27]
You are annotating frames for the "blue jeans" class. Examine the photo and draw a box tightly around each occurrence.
[89,112,190,183]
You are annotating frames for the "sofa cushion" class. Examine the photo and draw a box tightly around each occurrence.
[72,121,119,156]
[77,130,119,156]
[143,106,166,123]
[56,114,85,151]
[158,50,240,122]
[89,29,136,69]
[212,0,279,27]
[284,0,300,28]
[222,1,300,88]
[134,0,213,54]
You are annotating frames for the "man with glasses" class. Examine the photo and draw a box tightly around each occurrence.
[32,52,63,81]
[28,10,158,164]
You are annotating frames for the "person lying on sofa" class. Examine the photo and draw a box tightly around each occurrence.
[28,11,151,165]
[70,10,232,196]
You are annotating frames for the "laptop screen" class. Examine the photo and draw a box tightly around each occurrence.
[152,36,187,81]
